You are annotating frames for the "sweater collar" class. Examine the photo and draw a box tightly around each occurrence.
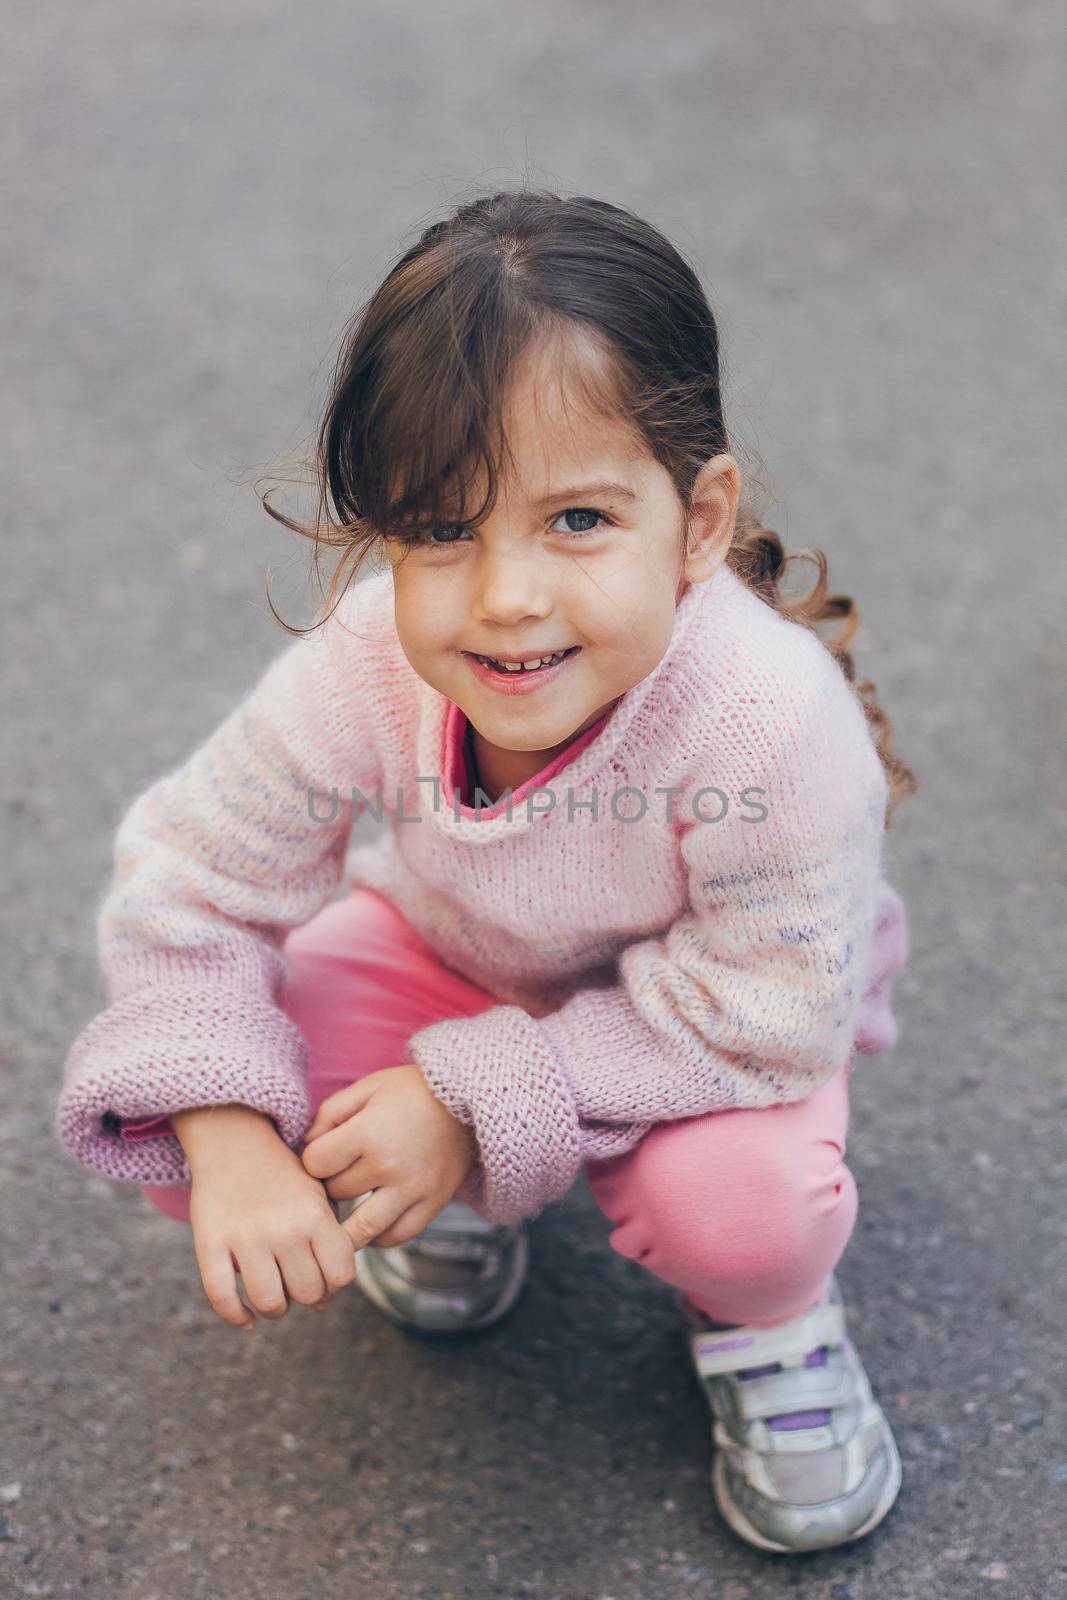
[416,570,719,842]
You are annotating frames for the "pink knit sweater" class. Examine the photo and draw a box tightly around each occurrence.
[55,561,908,1224]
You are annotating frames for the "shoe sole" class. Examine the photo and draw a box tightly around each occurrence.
[352,1228,530,1335]
[711,1413,902,1554]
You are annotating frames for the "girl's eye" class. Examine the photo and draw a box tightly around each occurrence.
[549,508,609,537]
[420,508,610,546]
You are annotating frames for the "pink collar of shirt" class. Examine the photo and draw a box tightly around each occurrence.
[445,699,613,816]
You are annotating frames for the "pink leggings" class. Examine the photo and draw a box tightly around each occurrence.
[143,887,858,1329]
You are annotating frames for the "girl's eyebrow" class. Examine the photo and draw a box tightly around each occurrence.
[534,480,639,507]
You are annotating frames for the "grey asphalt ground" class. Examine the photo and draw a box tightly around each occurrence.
[3,3,1065,1597]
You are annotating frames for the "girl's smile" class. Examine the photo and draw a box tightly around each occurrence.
[463,644,582,695]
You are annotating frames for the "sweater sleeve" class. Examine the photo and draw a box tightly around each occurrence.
[54,619,379,1189]
[406,687,893,1226]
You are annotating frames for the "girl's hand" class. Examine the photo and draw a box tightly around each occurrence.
[300,1066,478,1251]
[183,1113,358,1332]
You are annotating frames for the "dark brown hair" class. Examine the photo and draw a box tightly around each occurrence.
[259,188,916,824]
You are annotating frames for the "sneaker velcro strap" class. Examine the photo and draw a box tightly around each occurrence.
[691,1300,846,1379]
[734,1352,854,1422]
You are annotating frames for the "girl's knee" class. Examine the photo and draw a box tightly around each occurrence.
[628,1113,811,1212]
[614,1114,854,1277]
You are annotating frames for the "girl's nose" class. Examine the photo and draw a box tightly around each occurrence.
[472,551,554,625]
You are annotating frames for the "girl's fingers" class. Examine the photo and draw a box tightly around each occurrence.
[310,1216,360,1300]
[322,1154,381,1202]
[340,1187,411,1253]
[196,1241,257,1330]
[275,1239,329,1309]
[369,1198,433,1249]
[303,1078,375,1143]
[301,1118,364,1179]
[234,1246,290,1320]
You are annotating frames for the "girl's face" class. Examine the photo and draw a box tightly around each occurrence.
[384,337,739,759]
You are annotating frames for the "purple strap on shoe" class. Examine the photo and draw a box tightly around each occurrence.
[737,1345,832,1431]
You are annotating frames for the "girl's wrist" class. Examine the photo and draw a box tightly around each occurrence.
[170,1103,281,1167]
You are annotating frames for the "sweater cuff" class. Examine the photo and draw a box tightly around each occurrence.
[55,984,313,1188]
[406,1004,583,1225]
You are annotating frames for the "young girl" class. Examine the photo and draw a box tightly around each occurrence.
[56,189,915,1556]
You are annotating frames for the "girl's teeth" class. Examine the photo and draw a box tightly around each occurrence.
[477,651,567,673]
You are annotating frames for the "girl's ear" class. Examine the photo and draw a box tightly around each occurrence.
[684,453,740,583]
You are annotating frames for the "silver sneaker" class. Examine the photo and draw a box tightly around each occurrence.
[345,1193,529,1334]
[680,1275,902,1553]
